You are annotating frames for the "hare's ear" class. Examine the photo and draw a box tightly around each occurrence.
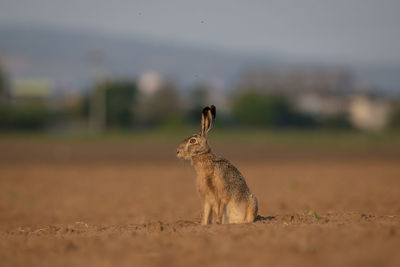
[201,105,216,136]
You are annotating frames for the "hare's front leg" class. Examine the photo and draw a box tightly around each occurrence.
[202,201,213,225]
[218,200,227,224]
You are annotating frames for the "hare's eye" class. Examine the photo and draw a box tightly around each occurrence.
[189,138,196,144]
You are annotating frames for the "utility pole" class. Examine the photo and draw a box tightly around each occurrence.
[87,49,106,132]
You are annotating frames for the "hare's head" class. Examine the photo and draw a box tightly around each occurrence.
[177,105,216,160]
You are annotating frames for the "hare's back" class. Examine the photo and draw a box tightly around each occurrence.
[214,157,251,198]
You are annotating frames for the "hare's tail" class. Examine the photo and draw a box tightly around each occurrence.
[245,194,258,223]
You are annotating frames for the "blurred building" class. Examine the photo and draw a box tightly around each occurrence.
[296,92,349,117]
[10,78,55,103]
[349,95,392,131]
[237,67,394,130]
[138,71,162,96]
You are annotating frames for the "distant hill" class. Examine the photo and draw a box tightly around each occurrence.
[0,24,278,91]
[0,24,399,94]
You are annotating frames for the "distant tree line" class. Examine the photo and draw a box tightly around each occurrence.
[1,73,400,131]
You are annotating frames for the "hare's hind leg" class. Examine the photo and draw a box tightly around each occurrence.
[245,195,258,223]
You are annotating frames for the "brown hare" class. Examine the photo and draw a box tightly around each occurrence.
[177,105,258,225]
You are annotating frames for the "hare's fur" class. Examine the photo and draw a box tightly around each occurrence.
[177,106,258,225]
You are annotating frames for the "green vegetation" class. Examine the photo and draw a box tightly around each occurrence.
[0,102,52,130]
[231,91,315,128]
[0,73,398,133]
[104,80,138,128]
[389,100,400,129]
[305,210,322,222]
[138,82,183,128]
[0,128,399,151]
[0,60,6,102]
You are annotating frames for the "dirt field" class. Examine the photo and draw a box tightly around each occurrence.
[1,135,399,267]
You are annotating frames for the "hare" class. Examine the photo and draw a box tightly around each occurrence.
[177,105,258,225]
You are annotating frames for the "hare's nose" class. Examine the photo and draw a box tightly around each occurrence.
[176,149,180,155]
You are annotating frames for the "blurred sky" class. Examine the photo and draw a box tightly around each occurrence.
[0,0,399,65]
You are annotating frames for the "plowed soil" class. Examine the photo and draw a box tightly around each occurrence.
[0,138,399,267]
